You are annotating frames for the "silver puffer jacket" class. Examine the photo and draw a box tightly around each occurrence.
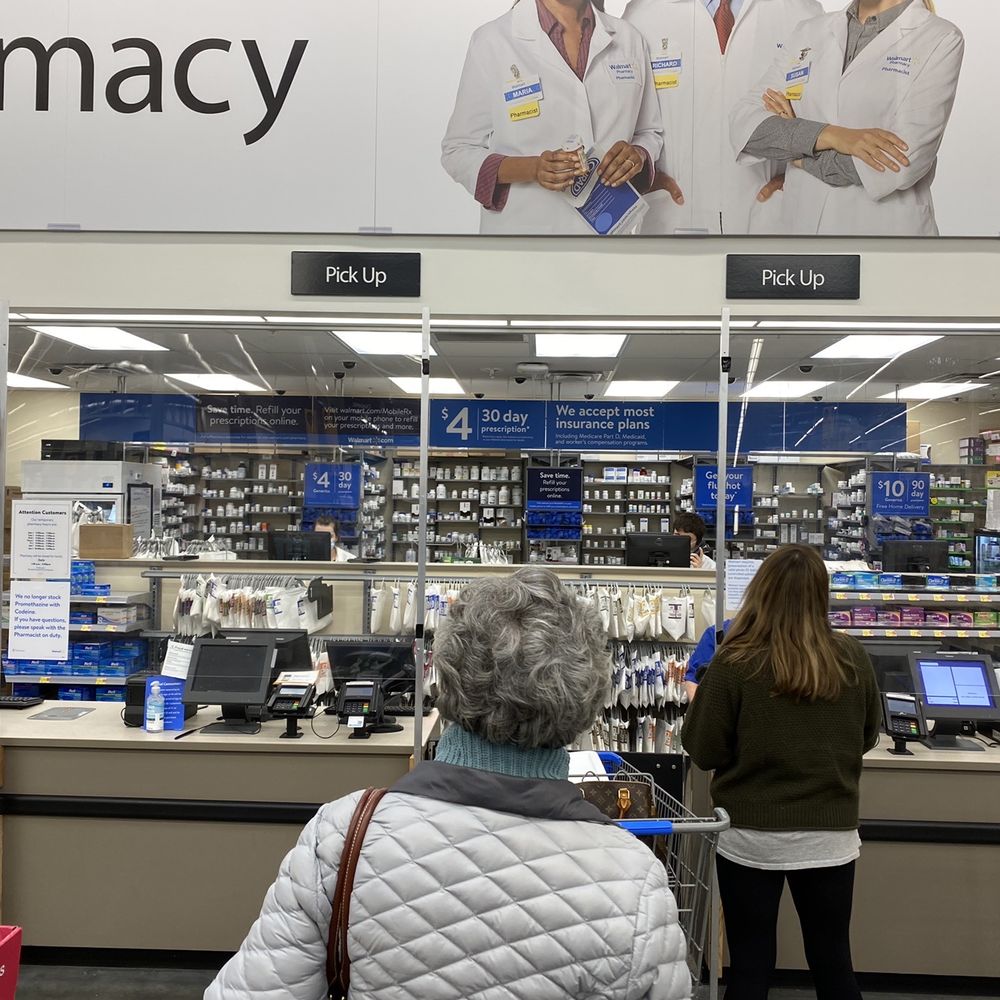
[206,762,691,1000]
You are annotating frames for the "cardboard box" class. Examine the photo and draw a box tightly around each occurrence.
[78,523,134,559]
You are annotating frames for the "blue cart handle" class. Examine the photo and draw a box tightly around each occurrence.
[618,819,674,836]
[597,751,625,774]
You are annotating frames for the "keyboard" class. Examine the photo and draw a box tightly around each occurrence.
[384,703,432,718]
[0,695,44,709]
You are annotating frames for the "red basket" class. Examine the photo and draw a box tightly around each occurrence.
[0,927,21,1000]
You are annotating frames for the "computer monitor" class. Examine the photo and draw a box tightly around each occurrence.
[325,637,415,685]
[881,540,949,573]
[183,635,277,734]
[862,640,940,694]
[626,533,692,568]
[908,651,1000,752]
[975,531,1000,575]
[221,629,311,676]
[266,531,331,562]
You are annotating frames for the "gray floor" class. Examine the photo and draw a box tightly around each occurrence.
[13,966,996,1000]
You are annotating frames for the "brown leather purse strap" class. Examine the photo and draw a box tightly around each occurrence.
[327,787,389,1000]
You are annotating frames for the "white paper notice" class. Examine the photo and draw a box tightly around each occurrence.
[10,500,72,580]
[161,640,194,680]
[987,471,1000,531]
[725,560,762,613]
[8,580,71,661]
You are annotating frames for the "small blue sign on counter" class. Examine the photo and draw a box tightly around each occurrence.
[870,472,930,517]
[526,468,583,511]
[304,464,361,508]
[694,466,753,510]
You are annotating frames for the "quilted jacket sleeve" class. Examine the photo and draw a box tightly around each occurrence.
[627,861,692,1000]
[204,792,363,1000]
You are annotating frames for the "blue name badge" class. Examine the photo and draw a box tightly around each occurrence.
[503,80,542,104]
[786,65,810,84]
[652,56,682,72]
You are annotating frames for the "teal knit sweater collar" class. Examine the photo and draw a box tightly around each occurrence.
[435,725,570,781]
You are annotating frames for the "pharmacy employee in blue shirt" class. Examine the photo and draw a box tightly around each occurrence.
[624,0,821,234]
[685,618,732,701]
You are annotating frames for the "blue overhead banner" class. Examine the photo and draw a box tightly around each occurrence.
[304,463,362,508]
[79,394,907,454]
[694,466,754,510]
[870,472,931,517]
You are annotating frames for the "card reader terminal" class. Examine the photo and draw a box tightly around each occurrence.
[882,692,928,755]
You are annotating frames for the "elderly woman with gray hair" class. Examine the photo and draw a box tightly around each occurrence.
[207,567,690,1000]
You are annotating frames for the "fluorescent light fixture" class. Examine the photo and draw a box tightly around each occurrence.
[390,377,465,395]
[512,319,757,329]
[7,372,69,389]
[742,380,831,399]
[266,315,421,326]
[536,334,626,358]
[335,331,436,356]
[432,318,509,328]
[812,334,941,359]
[878,382,988,400]
[27,326,168,351]
[23,313,264,323]
[604,380,679,397]
[758,321,1000,331]
[165,373,266,392]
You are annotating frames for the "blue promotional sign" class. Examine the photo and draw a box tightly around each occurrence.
[304,464,361,508]
[870,472,930,517]
[526,468,583,511]
[694,466,753,509]
[313,396,420,448]
[431,399,546,449]
[547,401,665,451]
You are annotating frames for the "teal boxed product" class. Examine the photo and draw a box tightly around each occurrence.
[96,686,126,702]
[854,572,879,590]
[831,572,854,589]
[878,573,903,589]
[979,575,998,592]
[926,574,950,591]
[59,686,95,701]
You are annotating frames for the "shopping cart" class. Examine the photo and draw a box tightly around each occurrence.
[598,752,729,1000]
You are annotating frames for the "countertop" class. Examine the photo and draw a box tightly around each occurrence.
[863,731,1000,771]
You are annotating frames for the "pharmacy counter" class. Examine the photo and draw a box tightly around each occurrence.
[772,735,1000,979]
[0,702,439,952]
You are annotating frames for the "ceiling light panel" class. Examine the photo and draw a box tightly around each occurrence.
[878,382,988,400]
[336,332,437,356]
[536,334,626,358]
[604,380,679,397]
[812,334,942,359]
[28,326,169,351]
[742,380,831,399]
[390,377,465,395]
[758,320,1000,331]
[166,374,266,392]
[7,372,69,389]
[23,313,264,323]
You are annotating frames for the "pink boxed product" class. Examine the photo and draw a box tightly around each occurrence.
[851,606,878,626]
[877,609,902,626]
[900,607,926,626]
[828,610,852,627]
[924,610,951,626]
[950,611,974,628]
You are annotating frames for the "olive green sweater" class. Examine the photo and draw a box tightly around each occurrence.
[682,633,881,831]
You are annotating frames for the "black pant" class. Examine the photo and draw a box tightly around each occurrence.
[716,854,863,1000]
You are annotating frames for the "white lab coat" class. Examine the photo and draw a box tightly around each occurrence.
[623,0,821,235]
[730,1,964,235]
[441,1,663,235]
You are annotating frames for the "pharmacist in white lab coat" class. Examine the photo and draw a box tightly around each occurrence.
[441,0,663,234]
[623,0,821,235]
[731,0,964,235]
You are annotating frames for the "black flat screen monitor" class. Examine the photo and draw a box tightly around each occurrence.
[881,540,949,573]
[862,640,940,694]
[325,637,415,685]
[183,636,277,727]
[221,629,310,675]
[626,533,691,568]
[909,651,1000,751]
[975,531,1000,575]
[266,531,330,562]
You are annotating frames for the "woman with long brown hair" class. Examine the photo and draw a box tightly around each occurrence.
[684,544,881,1000]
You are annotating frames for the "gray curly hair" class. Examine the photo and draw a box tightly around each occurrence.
[433,567,610,748]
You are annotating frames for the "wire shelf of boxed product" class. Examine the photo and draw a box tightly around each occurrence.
[843,628,1000,639]
[832,591,999,604]
[9,675,129,686]
[69,623,150,635]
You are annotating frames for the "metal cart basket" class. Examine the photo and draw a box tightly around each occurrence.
[598,752,729,1000]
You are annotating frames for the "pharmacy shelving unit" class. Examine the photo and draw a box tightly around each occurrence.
[928,467,993,571]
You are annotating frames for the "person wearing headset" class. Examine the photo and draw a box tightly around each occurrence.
[441,0,663,234]
[622,0,822,235]
[731,0,964,236]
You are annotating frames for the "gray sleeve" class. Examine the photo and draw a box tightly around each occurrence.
[744,115,827,163]
[799,150,862,188]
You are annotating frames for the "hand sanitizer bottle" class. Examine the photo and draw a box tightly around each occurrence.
[145,681,165,733]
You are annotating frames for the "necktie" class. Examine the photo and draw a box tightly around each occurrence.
[715,0,735,54]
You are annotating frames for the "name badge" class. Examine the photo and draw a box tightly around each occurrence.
[607,61,638,84]
[785,62,811,101]
[503,73,543,122]
[651,53,683,90]
[882,54,913,76]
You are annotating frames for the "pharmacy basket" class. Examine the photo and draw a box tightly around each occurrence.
[0,926,22,1000]
[598,752,729,1000]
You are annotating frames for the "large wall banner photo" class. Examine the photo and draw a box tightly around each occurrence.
[0,0,995,237]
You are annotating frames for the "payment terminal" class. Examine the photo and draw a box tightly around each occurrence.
[881,692,928,756]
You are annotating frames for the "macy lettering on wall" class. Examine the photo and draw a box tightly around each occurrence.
[0,35,308,144]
